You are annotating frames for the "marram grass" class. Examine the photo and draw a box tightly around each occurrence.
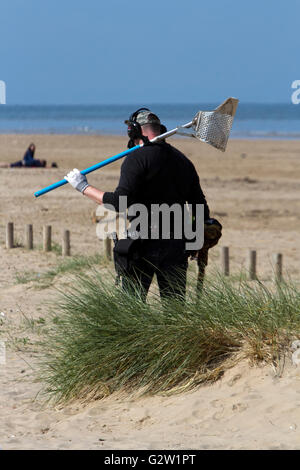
[37,269,300,404]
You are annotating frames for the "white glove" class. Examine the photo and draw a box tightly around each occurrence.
[64,168,89,193]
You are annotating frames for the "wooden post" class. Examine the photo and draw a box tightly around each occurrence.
[0,341,5,365]
[62,230,71,257]
[248,250,257,280]
[273,253,282,282]
[25,224,33,250]
[6,222,14,249]
[103,237,112,261]
[43,225,52,252]
[221,246,229,276]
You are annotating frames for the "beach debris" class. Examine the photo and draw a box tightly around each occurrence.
[291,340,300,351]
[292,349,300,366]
[291,340,300,366]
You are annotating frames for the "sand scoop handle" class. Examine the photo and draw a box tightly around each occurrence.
[33,121,195,198]
[34,97,238,198]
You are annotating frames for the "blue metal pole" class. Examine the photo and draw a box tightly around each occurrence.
[34,144,142,198]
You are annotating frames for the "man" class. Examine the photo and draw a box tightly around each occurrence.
[65,108,210,300]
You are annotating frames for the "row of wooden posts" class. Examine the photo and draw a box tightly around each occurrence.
[5,222,71,256]
[221,246,283,281]
[85,241,284,281]
[4,223,283,280]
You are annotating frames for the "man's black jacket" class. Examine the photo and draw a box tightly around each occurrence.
[103,141,210,232]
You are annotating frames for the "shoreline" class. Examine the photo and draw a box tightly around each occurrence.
[1,132,300,141]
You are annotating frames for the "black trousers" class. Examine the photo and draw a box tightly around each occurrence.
[10,159,44,168]
[122,239,188,301]
[10,160,23,167]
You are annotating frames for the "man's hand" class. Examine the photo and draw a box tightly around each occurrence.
[64,168,89,193]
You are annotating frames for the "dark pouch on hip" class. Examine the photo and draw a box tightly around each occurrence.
[113,238,141,275]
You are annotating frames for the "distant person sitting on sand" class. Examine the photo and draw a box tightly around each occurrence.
[0,143,57,168]
[23,143,40,167]
[13,143,45,167]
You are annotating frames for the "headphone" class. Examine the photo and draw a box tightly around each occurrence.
[126,107,167,148]
[126,107,150,141]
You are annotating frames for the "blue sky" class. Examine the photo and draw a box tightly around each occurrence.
[0,0,298,104]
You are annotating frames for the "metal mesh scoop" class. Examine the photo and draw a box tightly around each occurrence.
[193,111,234,151]
[177,97,239,151]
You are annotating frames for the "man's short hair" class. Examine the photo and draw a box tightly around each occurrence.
[141,122,162,135]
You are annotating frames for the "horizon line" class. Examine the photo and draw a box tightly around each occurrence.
[0,101,295,107]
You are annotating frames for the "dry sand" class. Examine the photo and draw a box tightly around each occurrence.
[1,135,300,450]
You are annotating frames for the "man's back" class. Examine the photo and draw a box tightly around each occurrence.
[103,141,210,220]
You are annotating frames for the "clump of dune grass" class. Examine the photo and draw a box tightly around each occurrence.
[37,270,300,404]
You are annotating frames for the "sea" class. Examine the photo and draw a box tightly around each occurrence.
[0,103,300,139]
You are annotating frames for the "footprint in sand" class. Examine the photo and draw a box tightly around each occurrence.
[87,406,108,417]
[213,409,225,421]
[227,374,242,387]
[232,402,248,413]
[246,393,263,400]
[210,399,222,408]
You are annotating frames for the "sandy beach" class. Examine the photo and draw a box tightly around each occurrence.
[1,135,300,450]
